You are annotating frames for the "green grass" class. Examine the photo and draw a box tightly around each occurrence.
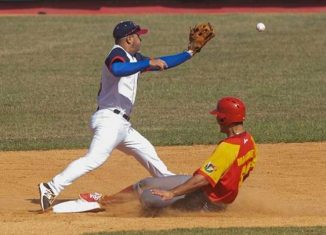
[85,226,326,235]
[0,14,325,150]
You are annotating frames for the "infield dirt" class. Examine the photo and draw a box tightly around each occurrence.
[0,143,325,234]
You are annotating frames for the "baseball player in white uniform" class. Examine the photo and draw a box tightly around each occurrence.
[39,20,195,211]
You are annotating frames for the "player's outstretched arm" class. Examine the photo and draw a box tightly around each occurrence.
[111,50,192,76]
[151,174,209,201]
[157,50,193,70]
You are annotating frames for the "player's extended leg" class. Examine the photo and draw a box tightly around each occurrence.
[52,176,191,213]
[53,185,137,213]
[39,110,128,211]
[96,175,191,206]
[97,185,137,206]
[117,127,174,177]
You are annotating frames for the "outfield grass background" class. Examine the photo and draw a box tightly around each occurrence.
[0,14,325,150]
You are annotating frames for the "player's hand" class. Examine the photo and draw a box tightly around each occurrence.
[150,189,174,201]
[149,59,168,71]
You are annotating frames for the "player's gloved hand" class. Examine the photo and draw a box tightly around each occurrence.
[150,188,174,201]
[188,22,215,55]
[149,58,168,71]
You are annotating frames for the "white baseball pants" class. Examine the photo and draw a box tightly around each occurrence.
[48,109,174,195]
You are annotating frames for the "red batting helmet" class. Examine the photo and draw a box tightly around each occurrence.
[210,97,246,126]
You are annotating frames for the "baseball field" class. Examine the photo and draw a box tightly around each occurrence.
[0,2,325,235]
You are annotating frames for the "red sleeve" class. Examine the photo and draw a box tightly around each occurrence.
[193,169,217,188]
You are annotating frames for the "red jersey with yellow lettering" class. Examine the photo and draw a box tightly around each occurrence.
[194,132,257,204]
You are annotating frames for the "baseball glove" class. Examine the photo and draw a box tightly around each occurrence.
[188,22,215,55]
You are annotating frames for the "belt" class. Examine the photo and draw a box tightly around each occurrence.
[113,109,130,121]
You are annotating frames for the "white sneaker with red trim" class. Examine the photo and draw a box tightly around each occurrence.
[79,192,103,202]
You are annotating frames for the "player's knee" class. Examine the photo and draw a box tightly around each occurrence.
[137,177,155,189]
[140,189,168,209]
[133,177,152,196]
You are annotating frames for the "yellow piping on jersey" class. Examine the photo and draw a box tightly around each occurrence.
[237,149,255,166]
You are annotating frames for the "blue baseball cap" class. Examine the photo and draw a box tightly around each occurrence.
[113,21,148,40]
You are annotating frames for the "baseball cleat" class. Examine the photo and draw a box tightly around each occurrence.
[79,192,102,202]
[39,183,56,211]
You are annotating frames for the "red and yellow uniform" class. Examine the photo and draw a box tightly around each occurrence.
[194,132,257,204]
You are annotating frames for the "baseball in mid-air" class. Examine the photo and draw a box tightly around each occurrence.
[256,22,266,32]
